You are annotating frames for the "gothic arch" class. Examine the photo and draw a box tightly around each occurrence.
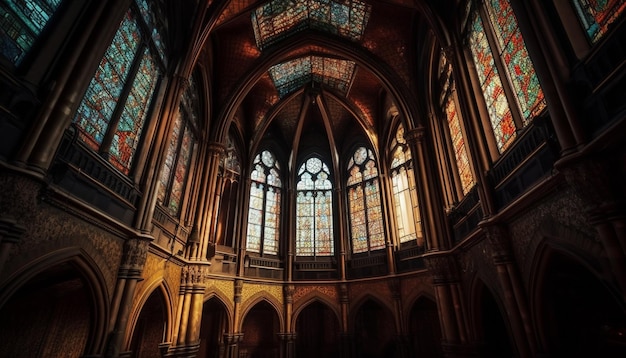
[125,280,174,350]
[0,247,109,355]
[292,295,341,331]
[239,293,285,333]
[204,290,235,332]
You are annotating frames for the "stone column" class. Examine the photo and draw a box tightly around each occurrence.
[338,283,352,358]
[425,254,475,358]
[223,333,243,358]
[164,264,209,357]
[278,332,296,358]
[105,234,152,358]
[484,224,536,357]
[389,279,409,357]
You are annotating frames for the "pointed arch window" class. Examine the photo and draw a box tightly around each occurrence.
[466,0,545,153]
[156,77,198,216]
[73,0,167,174]
[247,150,282,255]
[390,124,423,247]
[347,146,385,254]
[439,49,475,196]
[296,156,334,256]
[0,0,63,65]
[573,0,626,43]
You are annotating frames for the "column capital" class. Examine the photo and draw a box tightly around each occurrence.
[0,217,26,244]
[482,223,514,264]
[424,253,459,284]
[207,141,226,157]
[404,126,426,145]
[181,263,211,286]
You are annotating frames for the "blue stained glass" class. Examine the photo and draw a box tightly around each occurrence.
[0,0,61,64]
[110,49,159,173]
[74,11,140,149]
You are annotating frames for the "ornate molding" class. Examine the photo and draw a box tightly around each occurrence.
[424,254,459,284]
[483,224,513,264]
[404,127,426,145]
[181,264,211,285]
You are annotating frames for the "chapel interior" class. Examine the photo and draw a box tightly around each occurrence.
[1,0,626,357]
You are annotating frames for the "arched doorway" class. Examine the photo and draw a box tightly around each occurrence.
[129,289,167,357]
[0,262,96,357]
[408,296,443,357]
[295,301,340,358]
[198,297,229,358]
[353,299,396,358]
[476,283,514,357]
[240,300,280,358]
[539,252,626,357]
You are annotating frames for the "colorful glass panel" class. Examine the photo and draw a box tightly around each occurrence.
[445,95,474,194]
[168,124,193,214]
[296,157,334,256]
[74,11,140,150]
[573,0,626,43]
[347,146,385,253]
[485,0,545,122]
[269,56,356,98]
[246,151,282,255]
[251,0,371,50]
[157,111,182,204]
[390,125,422,245]
[110,49,159,173]
[0,0,62,64]
[468,12,515,152]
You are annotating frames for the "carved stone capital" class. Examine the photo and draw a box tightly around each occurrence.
[284,284,295,304]
[207,142,226,157]
[424,254,459,284]
[339,283,349,304]
[404,127,426,145]
[234,279,243,303]
[181,263,210,285]
[483,224,513,264]
[121,235,152,271]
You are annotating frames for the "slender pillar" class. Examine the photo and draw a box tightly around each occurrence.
[198,142,225,261]
[105,234,152,358]
[484,224,535,357]
[338,283,352,358]
[425,254,476,358]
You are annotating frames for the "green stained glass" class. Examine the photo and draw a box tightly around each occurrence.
[468,12,515,152]
[74,10,140,150]
[0,0,62,64]
[251,0,371,50]
[247,151,282,255]
[573,0,626,43]
[110,49,159,173]
[296,157,334,256]
[269,56,356,98]
[485,0,545,122]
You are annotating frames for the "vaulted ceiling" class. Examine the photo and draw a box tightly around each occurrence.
[184,0,457,164]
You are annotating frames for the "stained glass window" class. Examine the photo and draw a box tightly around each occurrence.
[573,0,626,43]
[156,76,198,216]
[73,0,167,174]
[251,0,371,50]
[440,50,475,195]
[296,157,334,256]
[246,150,282,255]
[390,125,423,246]
[269,56,356,98]
[0,0,62,65]
[467,0,545,153]
[347,147,385,254]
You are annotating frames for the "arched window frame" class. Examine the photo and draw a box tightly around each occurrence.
[389,123,424,249]
[572,0,626,44]
[156,75,199,217]
[72,0,168,175]
[346,146,385,255]
[437,49,476,198]
[246,149,282,256]
[295,155,335,257]
[465,0,546,154]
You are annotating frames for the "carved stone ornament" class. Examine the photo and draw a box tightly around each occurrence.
[121,237,150,269]
[483,224,513,264]
[561,158,621,215]
[181,264,210,285]
[424,254,459,283]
